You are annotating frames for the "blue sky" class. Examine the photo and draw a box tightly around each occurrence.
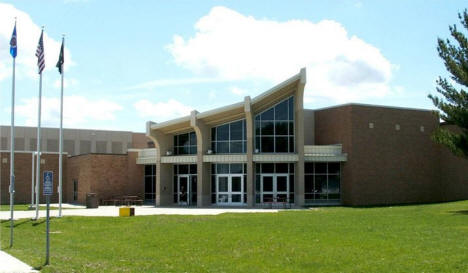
[0,0,466,132]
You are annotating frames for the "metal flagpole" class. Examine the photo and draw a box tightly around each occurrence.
[31,152,35,208]
[9,18,17,247]
[35,27,45,220]
[58,35,65,217]
[35,72,42,220]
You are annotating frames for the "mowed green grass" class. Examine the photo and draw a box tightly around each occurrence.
[1,201,468,273]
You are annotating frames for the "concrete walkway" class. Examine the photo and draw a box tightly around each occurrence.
[0,251,37,273]
[0,205,279,220]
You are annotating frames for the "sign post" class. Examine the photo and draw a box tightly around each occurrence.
[43,171,53,265]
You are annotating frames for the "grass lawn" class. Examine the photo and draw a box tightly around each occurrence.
[1,201,468,273]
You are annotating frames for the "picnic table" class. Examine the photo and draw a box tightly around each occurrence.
[102,195,143,206]
[262,196,291,209]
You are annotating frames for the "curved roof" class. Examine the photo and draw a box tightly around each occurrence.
[149,68,306,134]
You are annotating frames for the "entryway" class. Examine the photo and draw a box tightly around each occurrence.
[216,174,244,205]
[260,174,289,203]
[177,175,190,205]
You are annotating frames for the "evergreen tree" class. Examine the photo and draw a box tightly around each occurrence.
[429,9,468,158]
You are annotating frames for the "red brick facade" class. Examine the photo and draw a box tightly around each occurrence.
[315,104,467,206]
[1,151,144,205]
[1,152,67,204]
[65,152,144,204]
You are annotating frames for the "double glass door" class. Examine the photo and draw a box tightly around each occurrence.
[261,174,289,203]
[177,175,190,205]
[216,175,244,205]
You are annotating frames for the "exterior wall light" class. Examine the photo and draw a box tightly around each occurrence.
[166,150,172,156]
[207,149,213,154]
[254,149,259,154]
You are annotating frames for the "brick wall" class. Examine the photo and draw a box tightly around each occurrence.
[315,104,444,206]
[132,133,152,149]
[0,152,67,205]
[66,152,144,205]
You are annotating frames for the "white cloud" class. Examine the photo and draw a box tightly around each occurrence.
[167,6,395,103]
[125,77,227,90]
[0,3,74,82]
[53,78,79,89]
[230,86,247,96]
[134,99,193,121]
[14,95,122,128]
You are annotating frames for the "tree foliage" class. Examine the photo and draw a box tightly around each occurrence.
[429,9,468,158]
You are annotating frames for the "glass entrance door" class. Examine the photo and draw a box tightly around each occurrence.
[261,174,289,203]
[177,175,190,205]
[216,174,244,205]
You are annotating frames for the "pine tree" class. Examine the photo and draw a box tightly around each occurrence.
[429,9,468,158]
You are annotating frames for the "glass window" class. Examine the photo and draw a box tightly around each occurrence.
[315,163,327,174]
[230,141,243,153]
[261,137,274,153]
[261,108,274,120]
[174,132,197,155]
[178,165,189,174]
[275,137,288,153]
[275,100,288,120]
[262,163,274,173]
[178,133,189,146]
[275,122,288,135]
[304,162,341,204]
[275,163,289,173]
[190,132,197,146]
[216,164,230,174]
[254,96,295,153]
[305,175,313,193]
[211,119,247,154]
[230,120,243,140]
[263,177,273,191]
[230,164,242,174]
[217,124,229,141]
[219,177,228,192]
[328,163,340,174]
[261,121,274,135]
[216,142,229,154]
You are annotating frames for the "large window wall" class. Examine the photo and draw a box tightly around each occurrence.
[173,132,197,155]
[255,96,295,153]
[304,162,341,204]
[255,163,294,204]
[211,163,247,204]
[211,119,247,154]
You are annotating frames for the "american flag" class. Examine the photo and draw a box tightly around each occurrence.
[36,30,45,74]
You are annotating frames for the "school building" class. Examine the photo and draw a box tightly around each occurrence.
[1,68,467,207]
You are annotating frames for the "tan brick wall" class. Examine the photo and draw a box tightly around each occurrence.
[132,133,152,149]
[66,152,144,205]
[1,152,67,204]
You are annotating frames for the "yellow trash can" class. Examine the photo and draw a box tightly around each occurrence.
[119,207,135,217]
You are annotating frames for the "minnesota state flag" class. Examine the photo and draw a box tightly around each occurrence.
[10,23,17,58]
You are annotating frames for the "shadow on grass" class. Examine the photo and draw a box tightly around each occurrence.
[1,218,45,227]
[449,210,468,215]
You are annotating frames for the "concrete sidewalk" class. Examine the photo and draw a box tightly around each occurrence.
[0,205,279,220]
[0,251,37,273]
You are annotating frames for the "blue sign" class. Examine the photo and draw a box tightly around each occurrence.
[43,171,53,196]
